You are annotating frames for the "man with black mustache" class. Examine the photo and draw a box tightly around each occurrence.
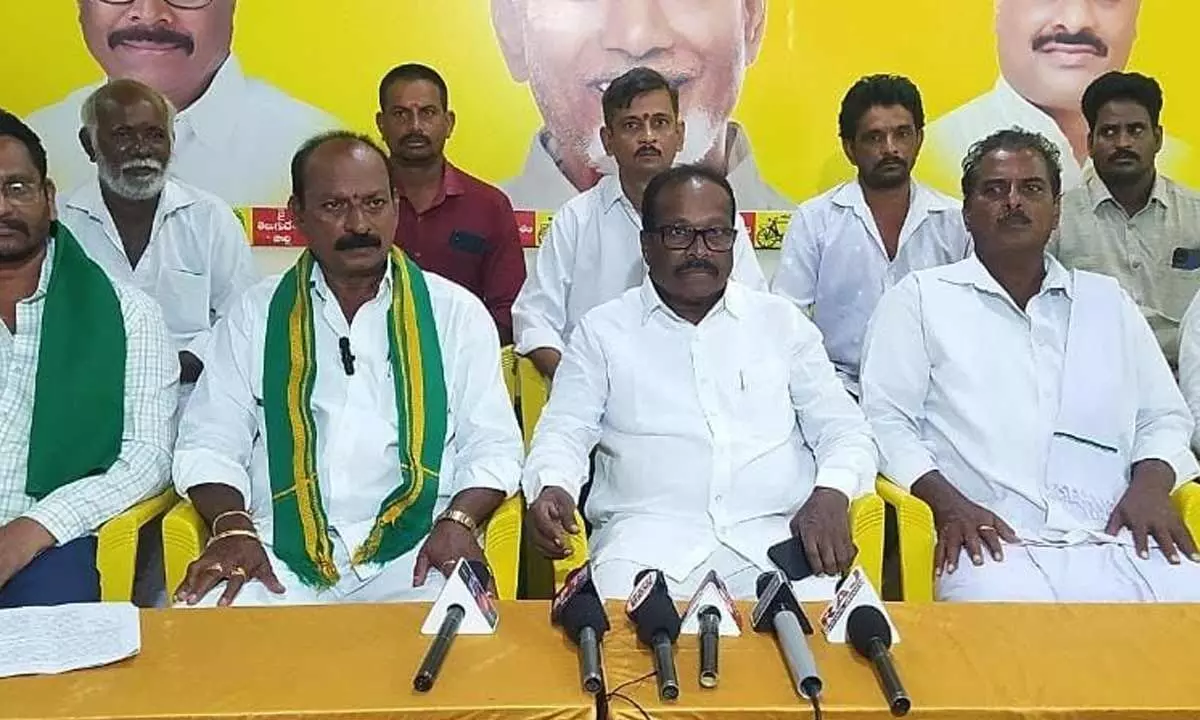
[926,0,1189,195]
[376,64,524,346]
[171,131,523,607]
[513,67,764,380]
[58,79,256,404]
[774,75,971,396]
[1051,72,1200,368]
[522,164,876,599]
[863,128,1200,603]
[28,0,337,207]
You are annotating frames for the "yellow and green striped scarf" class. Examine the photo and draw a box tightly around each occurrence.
[263,248,446,589]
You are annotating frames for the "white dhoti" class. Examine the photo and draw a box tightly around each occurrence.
[184,533,444,608]
[937,542,1200,603]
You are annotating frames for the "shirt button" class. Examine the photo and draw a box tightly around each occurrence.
[1131,259,1143,270]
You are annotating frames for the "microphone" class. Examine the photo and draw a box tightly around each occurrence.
[339,336,355,375]
[551,563,610,694]
[698,606,720,688]
[848,606,910,717]
[625,569,682,701]
[413,560,493,692]
[752,571,822,700]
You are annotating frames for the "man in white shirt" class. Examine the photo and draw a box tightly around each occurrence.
[490,0,789,211]
[171,131,524,607]
[58,79,256,400]
[1179,294,1200,454]
[513,68,766,379]
[862,128,1200,603]
[925,0,1188,194]
[523,164,877,600]
[28,0,338,207]
[774,75,971,395]
[1050,72,1200,368]
[0,110,176,607]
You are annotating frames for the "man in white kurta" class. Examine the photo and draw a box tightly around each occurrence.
[523,165,876,600]
[862,128,1200,602]
[512,68,766,380]
[172,132,523,606]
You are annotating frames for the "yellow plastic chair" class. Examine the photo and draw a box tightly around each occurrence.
[96,489,177,601]
[514,356,887,594]
[162,348,526,601]
[877,476,1200,601]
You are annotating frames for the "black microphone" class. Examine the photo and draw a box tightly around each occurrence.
[848,606,910,717]
[698,606,721,688]
[413,560,492,692]
[752,571,822,700]
[625,569,681,701]
[552,563,610,694]
[339,336,355,375]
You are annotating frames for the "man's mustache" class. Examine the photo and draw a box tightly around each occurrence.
[334,233,382,251]
[401,133,430,145]
[636,145,662,157]
[1110,149,1141,163]
[1032,30,1108,56]
[109,25,195,55]
[999,210,1032,227]
[675,258,718,275]
[0,218,30,237]
[875,157,907,172]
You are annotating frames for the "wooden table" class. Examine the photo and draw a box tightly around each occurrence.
[0,602,595,720]
[601,602,1200,719]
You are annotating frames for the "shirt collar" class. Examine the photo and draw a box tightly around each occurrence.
[637,274,743,324]
[830,178,957,216]
[27,235,57,303]
[174,54,244,149]
[395,160,467,202]
[66,175,197,223]
[1085,171,1171,212]
[598,174,634,214]
[940,252,1073,300]
[309,256,395,303]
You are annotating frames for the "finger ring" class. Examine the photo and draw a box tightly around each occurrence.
[977,524,996,533]
[230,567,247,579]
[206,562,224,574]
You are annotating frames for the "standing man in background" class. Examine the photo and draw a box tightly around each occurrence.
[59,79,257,403]
[512,68,765,380]
[1051,72,1200,368]
[490,0,789,211]
[774,75,970,396]
[377,64,525,345]
[29,0,338,207]
[926,0,1188,193]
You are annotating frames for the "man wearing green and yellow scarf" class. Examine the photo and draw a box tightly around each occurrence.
[172,132,524,606]
[0,111,177,608]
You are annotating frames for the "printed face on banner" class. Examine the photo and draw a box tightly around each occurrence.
[492,0,766,174]
[78,0,236,108]
[995,0,1141,113]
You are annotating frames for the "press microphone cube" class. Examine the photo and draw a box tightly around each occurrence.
[552,563,609,694]
[818,566,901,644]
[680,569,743,636]
[751,570,812,634]
[626,569,682,701]
[420,558,499,635]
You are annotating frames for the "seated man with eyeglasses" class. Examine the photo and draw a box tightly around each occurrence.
[522,165,877,599]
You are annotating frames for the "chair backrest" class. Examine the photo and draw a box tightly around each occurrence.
[500,345,518,405]
[516,355,549,450]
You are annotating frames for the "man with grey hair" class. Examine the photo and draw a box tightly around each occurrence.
[57,78,256,405]
[862,127,1200,603]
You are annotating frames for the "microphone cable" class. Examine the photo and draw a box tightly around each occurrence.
[603,670,655,720]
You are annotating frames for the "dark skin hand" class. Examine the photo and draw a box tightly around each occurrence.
[1105,460,1200,564]
[413,488,505,592]
[527,486,580,560]
[175,484,283,606]
[528,348,562,381]
[790,487,856,577]
[913,470,1019,576]
[179,350,204,384]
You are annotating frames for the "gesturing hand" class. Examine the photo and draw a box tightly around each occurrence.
[1106,464,1200,564]
[526,486,580,560]
[790,488,855,577]
[175,534,284,606]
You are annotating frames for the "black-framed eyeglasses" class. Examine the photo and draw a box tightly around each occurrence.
[0,179,45,206]
[97,0,214,8]
[652,225,737,252]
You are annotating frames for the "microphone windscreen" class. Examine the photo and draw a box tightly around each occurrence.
[755,571,776,599]
[561,591,610,642]
[467,560,493,590]
[847,605,892,657]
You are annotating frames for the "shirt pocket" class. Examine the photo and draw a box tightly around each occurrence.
[157,265,212,337]
[732,356,794,443]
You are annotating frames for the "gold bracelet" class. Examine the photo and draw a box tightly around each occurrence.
[206,528,260,548]
[211,510,253,534]
[436,509,479,534]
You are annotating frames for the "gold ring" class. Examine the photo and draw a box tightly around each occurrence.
[230,567,247,579]
[206,562,225,574]
[977,524,996,533]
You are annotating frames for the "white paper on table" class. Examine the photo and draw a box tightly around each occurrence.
[0,602,140,678]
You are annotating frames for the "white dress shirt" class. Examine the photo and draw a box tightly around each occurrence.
[28,55,339,207]
[925,76,1191,195]
[174,263,523,589]
[59,177,258,365]
[0,238,177,543]
[512,174,767,355]
[1177,292,1200,452]
[860,255,1197,542]
[502,123,792,212]
[772,180,971,391]
[522,278,877,580]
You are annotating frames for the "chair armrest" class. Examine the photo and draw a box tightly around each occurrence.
[161,500,208,604]
[549,509,590,592]
[849,491,885,594]
[1172,481,1200,545]
[500,345,518,405]
[96,489,177,602]
[875,477,937,602]
[483,493,524,600]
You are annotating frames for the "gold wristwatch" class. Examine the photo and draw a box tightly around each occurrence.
[436,508,479,534]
